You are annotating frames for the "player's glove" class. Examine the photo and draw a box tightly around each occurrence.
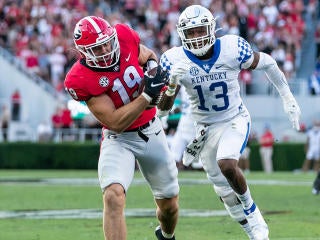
[143,59,158,73]
[165,61,189,96]
[142,65,168,103]
[282,93,301,131]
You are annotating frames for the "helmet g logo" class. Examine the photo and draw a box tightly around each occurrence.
[74,25,82,40]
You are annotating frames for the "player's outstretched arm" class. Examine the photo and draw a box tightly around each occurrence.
[250,52,301,130]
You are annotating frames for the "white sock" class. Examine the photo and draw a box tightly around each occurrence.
[240,222,254,239]
[162,230,174,239]
[236,187,254,210]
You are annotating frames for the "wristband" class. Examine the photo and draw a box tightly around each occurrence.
[166,89,176,97]
[145,59,158,72]
[141,92,152,102]
[165,84,177,96]
[157,109,170,117]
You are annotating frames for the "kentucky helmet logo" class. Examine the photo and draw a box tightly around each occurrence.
[74,24,82,40]
[99,76,109,87]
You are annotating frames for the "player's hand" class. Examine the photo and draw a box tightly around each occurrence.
[282,93,301,130]
[166,61,189,96]
[143,65,167,100]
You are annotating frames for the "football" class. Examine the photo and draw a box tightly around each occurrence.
[146,66,158,77]
[157,91,175,111]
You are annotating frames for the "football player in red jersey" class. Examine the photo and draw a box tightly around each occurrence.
[64,16,179,240]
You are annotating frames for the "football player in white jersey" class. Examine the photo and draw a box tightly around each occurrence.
[158,5,301,240]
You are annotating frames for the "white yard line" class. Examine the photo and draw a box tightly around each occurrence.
[0,208,229,219]
[0,178,313,186]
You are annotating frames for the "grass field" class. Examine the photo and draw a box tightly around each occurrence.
[0,169,319,240]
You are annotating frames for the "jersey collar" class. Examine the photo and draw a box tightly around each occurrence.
[183,39,221,74]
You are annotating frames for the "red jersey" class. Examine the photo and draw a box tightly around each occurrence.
[11,90,21,104]
[260,130,274,147]
[61,108,73,128]
[51,113,62,128]
[64,24,155,130]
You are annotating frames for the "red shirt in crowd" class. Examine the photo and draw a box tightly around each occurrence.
[260,130,274,147]
[61,108,73,128]
[11,90,21,104]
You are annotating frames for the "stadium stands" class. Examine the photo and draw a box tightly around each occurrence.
[0,0,319,142]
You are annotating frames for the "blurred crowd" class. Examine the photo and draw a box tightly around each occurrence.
[0,0,318,96]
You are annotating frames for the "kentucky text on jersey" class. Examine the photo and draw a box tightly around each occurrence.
[191,72,227,84]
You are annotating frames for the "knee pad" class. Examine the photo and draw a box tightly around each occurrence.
[214,185,246,222]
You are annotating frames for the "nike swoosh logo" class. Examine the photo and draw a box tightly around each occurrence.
[125,53,131,62]
[215,64,223,69]
[155,130,161,135]
[151,82,164,87]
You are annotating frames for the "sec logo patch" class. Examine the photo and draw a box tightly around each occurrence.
[99,76,109,87]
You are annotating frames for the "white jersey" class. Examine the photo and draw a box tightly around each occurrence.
[170,85,195,162]
[160,35,252,125]
[178,85,192,115]
[306,127,320,160]
[175,85,195,136]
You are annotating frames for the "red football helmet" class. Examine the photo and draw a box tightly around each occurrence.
[73,16,120,68]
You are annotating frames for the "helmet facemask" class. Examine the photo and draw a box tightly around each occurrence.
[76,31,120,68]
[73,16,120,69]
[177,5,216,57]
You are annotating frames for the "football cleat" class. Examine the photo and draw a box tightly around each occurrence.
[312,188,319,195]
[155,226,175,240]
[312,172,320,195]
[244,203,269,240]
